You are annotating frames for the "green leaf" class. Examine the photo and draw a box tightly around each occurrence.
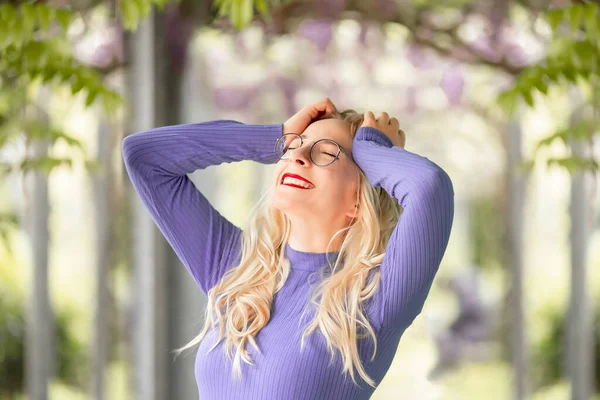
[215,1,229,18]
[21,3,37,35]
[133,0,152,19]
[534,78,549,95]
[50,129,84,150]
[240,0,254,28]
[230,0,241,28]
[36,5,53,31]
[569,5,583,33]
[21,156,74,175]
[534,122,594,157]
[547,156,599,174]
[84,159,103,173]
[0,162,13,176]
[101,91,123,117]
[121,0,140,30]
[11,19,26,48]
[0,212,19,252]
[534,129,569,154]
[517,83,535,107]
[256,0,269,16]
[71,78,84,94]
[546,8,565,32]
[0,22,9,49]
[85,90,98,107]
[561,67,577,83]
[213,0,228,10]
[496,90,517,115]
[522,90,534,107]
[547,157,575,174]
[583,3,599,40]
[154,0,174,8]
[55,9,72,31]
[0,212,18,227]
[0,4,17,25]
[571,40,594,70]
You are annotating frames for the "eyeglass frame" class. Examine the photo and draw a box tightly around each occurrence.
[275,133,352,167]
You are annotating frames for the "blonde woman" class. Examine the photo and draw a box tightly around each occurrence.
[122,97,454,399]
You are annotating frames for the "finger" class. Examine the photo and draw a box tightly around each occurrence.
[319,97,333,108]
[310,104,329,119]
[390,117,399,127]
[376,112,389,126]
[364,111,376,125]
[398,129,406,148]
[324,97,335,107]
[314,98,335,116]
[323,98,336,114]
[310,98,328,111]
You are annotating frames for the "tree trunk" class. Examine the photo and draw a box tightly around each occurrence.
[164,30,214,400]
[90,115,115,400]
[24,91,53,400]
[123,10,169,400]
[567,106,594,400]
[505,118,528,400]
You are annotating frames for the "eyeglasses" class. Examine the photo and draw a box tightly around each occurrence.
[275,133,350,167]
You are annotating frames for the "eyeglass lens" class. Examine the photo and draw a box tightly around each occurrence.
[276,135,339,166]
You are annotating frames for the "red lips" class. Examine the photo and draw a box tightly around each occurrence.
[280,173,314,186]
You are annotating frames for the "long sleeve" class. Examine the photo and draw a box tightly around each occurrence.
[352,126,455,331]
[121,120,283,296]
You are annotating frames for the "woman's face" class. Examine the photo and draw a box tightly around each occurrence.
[271,118,360,223]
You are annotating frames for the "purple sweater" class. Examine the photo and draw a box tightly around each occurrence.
[122,120,454,399]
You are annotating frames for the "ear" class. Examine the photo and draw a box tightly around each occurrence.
[346,203,359,219]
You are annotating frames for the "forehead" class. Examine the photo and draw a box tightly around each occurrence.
[301,119,352,150]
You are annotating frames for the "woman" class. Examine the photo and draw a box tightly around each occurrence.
[122,98,454,400]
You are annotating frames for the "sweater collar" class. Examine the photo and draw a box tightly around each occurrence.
[284,243,341,272]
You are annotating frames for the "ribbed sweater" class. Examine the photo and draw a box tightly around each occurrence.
[121,120,454,399]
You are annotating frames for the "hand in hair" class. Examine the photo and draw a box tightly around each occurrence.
[282,97,337,135]
[361,111,406,149]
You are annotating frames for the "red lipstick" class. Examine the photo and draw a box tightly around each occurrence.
[280,173,315,188]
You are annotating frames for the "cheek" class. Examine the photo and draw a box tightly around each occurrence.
[322,176,354,198]
[273,165,285,186]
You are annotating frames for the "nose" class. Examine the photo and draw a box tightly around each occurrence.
[288,143,311,166]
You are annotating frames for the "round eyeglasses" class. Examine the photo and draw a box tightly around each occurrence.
[275,133,349,167]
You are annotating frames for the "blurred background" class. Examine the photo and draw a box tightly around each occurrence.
[0,0,599,399]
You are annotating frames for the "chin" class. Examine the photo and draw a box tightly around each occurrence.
[270,196,308,216]
[270,195,289,211]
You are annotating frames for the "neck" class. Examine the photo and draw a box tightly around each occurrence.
[286,217,350,253]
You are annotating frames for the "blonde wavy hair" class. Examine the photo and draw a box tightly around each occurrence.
[172,109,403,388]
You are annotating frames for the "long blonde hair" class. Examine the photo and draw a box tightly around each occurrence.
[172,110,403,388]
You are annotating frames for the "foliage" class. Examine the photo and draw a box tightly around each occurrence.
[0,0,181,254]
[497,2,600,175]
[212,0,274,30]
[0,2,117,177]
[531,302,600,394]
[0,213,18,254]
[0,279,24,397]
[214,0,598,174]
[55,306,89,390]
[0,262,87,396]
[121,0,182,29]
[469,195,507,271]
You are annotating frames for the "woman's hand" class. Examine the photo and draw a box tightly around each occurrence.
[283,97,337,135]
[361,111,406,149]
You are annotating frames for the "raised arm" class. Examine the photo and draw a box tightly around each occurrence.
[122,120,283,296]
[351,126,455,331]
